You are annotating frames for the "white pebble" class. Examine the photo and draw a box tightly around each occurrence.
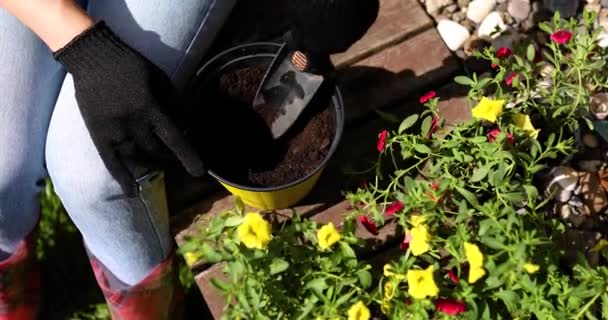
[467,0,496,23]
[478,11,507,39]
[437,19,471,51]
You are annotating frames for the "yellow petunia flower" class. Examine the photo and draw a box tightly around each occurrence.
[183,251,202,267]
[472,97,505,123]
[237,213,272,250]
[384,281,395,300]
[468,266,486,284]
[410,224,431,256]
[410,215,426,227]
[464,242,486,283]
[347,301,370,320]
[381,300,392,314]
[407,265,439,299]
[317,222,342,250]
[383,264,407,280]
[523,263,540,274]
[512,113,540,139]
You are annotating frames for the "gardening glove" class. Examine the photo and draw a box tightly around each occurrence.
[287,0,380,56]
[53,21,205,197]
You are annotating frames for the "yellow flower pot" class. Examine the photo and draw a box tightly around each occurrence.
[194,43,345,210]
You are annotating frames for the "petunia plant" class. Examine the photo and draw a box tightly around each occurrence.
[181,10,608,320]
[179,199,374,320]
[345,9,608,319]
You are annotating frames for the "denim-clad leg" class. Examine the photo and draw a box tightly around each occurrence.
[0,9,66,258]
[44,0,235,285]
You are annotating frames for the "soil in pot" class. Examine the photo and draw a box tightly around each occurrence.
[191,63,336,188]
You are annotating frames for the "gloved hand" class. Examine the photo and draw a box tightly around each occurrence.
[287,0,380,55]
[53,21,205,197]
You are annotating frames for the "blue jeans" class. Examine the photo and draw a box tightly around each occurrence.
[0,0,234,285]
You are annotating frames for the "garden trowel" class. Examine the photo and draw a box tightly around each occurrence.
[252,0,380,139]
[252,45,326,139]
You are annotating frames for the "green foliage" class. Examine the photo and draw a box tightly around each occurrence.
[181,204,373,319]
[184,11,608,320]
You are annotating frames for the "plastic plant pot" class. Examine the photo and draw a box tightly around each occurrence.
[190,42,344,210]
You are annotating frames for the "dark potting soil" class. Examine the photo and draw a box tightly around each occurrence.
[197,64,336,187]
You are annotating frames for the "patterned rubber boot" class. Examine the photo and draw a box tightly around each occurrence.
[0,233,41,320]
[88,251,184,320]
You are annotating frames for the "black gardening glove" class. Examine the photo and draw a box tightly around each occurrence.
[54,21,205,197]
[287,0,380,56]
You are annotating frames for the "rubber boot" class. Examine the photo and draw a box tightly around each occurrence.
[88,251,184,320]
[0,233,41,320]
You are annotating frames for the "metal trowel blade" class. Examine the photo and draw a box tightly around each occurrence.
[253,43,324,139]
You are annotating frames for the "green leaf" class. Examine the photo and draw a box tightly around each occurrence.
[210,278,231,292]
[455,187,481,209]
[523,185,539,202]
[234,197,245,215]
[421,116,432,137]
[502,192,526,204]
[471,165,491,182]
[339,242,356,259]
[399,114,419,133]
[485,276,505,289]
[489,163,507,187]
[454,75,475,86]
[414,144,432,154]
[335,289,356,308]
[201,243,224,263]
[269,258,289,275]
[546,133,556,147]
[495,290,518,311]
[527,44,536,62]
[478,77,492,88]
[356,270,372,289]
[481,236,506,250]
[306,278,328,299]
[295,296,319,320]
[478,219,494,237]
[224,216,244,227]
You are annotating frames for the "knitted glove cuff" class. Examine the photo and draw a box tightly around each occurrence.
[53,21,138,76]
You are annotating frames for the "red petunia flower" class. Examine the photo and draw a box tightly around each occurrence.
[377,130,388,153]
[447,269,459,284]
[431,182,440,190]
[487,128,501,142]
[419,91,437,104]
[426,117,440,139]
[505,72,518,87]
[434,299,467,315]
[506,133,515,145]
[488,128,515,145]
[496,47,512,59]
[550,30,572,44]
[400,233,412,251]
[385,201,404,216]
[359,216,379,235]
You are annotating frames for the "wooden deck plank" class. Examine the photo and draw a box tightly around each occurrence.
[339,28,460,124]
[331,0,433,67]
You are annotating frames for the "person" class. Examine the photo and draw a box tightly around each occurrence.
[0,0,235,318]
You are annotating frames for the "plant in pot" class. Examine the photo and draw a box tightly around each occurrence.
[181,10,608,320]
[186,42,345,210]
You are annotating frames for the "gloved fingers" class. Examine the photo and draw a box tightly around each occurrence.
[98,142,139,197]
[133,128,175,169]
[152,114,205,177]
